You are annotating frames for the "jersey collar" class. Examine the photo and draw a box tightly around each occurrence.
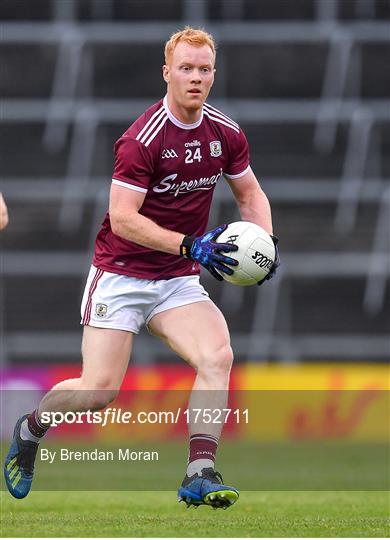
[163,95,203,130]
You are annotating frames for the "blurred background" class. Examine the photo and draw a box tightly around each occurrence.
[1,0,389,370]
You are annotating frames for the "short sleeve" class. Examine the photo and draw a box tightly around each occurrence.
[112,137,154,193]
[224,128,250,180]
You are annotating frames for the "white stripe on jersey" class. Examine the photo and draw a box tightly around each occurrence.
[203,110,240,133]
[112,179,148,193]
[139,110,167,145]
[135,106,165,142]
[204,103,239,129]
[144,115,168,147]
[138,109,167,144]
[224,165,251,180]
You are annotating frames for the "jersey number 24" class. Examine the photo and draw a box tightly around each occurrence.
[185,148,202,163]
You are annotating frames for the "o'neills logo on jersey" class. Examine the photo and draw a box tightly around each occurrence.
[153,170,223,197]
[185,140,201,148]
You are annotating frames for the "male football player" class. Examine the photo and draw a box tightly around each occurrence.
[4,27,279,508]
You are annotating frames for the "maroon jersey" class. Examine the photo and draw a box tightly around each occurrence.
[93,96,250,280]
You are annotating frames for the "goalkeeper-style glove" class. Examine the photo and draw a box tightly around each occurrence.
[180,224,238,281]
[257,234,280,286]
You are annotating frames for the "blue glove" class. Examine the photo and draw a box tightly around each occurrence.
[180,224,238,281]
[258,235,280,286]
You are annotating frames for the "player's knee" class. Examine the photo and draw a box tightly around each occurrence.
[215,344,234,374]
[198,343,233,377]
[79,379,119,410]
[87,389,118,411]
[94,389,118,410]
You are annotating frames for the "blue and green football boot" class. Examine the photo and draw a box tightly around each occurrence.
[178,467,239,509]
[4,414,38,499]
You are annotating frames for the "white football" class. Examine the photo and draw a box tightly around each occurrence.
[216,221,275,286]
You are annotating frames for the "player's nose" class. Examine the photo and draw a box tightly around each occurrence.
[191,70,202,83]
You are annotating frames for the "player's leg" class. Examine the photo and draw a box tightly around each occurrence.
[4,326,134,499]
[148,300,238,509]
[39,326,134,414]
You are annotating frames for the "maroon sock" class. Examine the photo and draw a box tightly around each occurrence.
[188,433,218,464]
[27,410,50,438]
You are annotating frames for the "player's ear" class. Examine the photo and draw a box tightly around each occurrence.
[162,65,170,83]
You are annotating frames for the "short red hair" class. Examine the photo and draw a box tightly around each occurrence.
[164,26,216,65]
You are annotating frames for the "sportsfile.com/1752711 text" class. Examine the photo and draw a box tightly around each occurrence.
[39,408,249,427]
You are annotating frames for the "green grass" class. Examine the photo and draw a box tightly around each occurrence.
[1,491,389,537]
[2,440,387,491]
[1,440,389,536]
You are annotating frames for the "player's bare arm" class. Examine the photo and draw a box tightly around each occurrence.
[109,183,185,255]
[0,192,9,230]
[226,167,273,235]
[227,168,280,284]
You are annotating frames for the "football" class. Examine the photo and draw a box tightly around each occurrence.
[216,221,275,285]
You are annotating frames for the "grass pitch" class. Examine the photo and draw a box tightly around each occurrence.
[2,440,387,491]
[1,490,389,537]
[1,440,389,536]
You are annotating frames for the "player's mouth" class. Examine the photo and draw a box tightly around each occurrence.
[188,89,202,95]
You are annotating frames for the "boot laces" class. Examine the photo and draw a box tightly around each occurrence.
[202,467,224,484]
[18,442,38,475]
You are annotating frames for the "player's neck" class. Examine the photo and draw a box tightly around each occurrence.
[165,95,202,126]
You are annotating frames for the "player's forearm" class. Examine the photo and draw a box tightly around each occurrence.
[237,187,273,235]
[111,211,185,255]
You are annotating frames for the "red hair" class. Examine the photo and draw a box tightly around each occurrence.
[164,26,216,65]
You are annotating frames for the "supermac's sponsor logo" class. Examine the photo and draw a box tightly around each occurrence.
[153,170,223,197]
[162,149,178,159]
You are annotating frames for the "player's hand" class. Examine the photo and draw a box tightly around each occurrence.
[257,235,280,286]
[180,224,238,281]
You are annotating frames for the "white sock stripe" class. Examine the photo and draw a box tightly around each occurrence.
[190,433,218,439]
[203,110,240,133]
[34,410,47,430]
[135,106,164,141]
[144,115,168,147]
[20,419,42,443]
[190,435,219,443]
[204,103,239,128]
[190,432,218,438]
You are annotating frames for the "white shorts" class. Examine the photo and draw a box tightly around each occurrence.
[80,266,210,333]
